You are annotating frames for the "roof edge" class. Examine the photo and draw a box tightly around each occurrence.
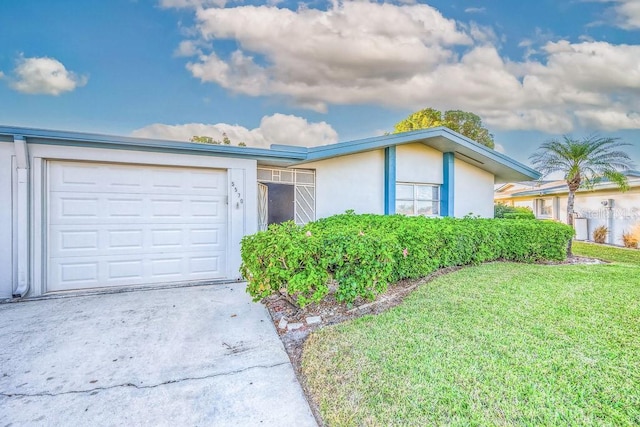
[302,127,540,181]
[0,125,306,161]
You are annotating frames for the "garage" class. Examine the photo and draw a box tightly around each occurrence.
[47,161,228,292]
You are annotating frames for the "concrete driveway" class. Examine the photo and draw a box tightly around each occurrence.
[0,283,317,426]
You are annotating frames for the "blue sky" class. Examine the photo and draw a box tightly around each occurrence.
[0,0,639,167]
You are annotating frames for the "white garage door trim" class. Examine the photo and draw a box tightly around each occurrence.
[46,160,229,293]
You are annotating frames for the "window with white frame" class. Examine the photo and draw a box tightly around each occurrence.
[396,183,440,216]
[536,198,553,217]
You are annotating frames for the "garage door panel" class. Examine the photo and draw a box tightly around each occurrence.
[51,162,226,196]
[48,251,227,292]
[48,161,228,292]
[50,193,225,225]
[50,224,226,258]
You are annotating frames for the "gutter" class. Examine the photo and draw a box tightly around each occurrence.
[13,135,29,297]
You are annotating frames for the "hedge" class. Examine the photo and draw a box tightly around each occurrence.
[240,214,574,307]
[494,203,536,219]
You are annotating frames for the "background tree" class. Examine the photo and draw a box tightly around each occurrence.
[530,135,633,256]
[190,133,246,147]
[393,108,495,149]
[190,135,218,144]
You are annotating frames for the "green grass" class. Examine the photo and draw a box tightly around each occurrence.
[573,241,640,265]
[302,245,640,426]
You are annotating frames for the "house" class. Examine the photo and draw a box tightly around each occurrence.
[0,125,538,298]
[495,171,640,245]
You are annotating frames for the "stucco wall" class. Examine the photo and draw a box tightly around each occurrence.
[454,159,495,218]
[304,150,385,218]
[513,200,535,211]
[0,142,13,298]
[562,189,640,245]
[497,185,640,246]
[396,143,443,184]
[3,142,258,297]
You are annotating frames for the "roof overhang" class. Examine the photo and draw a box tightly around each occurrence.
[276,127,540,182]
[0,125,306,166]
[0,125,540,182]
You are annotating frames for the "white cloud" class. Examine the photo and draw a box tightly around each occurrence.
[9,56,87,95]
[464,7,486,14]
[131,113,338,148]
[174,1,640,133]
[614,0,640,29]
[174,40,202,57]
[582,0,640,29]
[575,109,640,130]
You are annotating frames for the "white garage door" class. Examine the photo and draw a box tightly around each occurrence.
[47,161,227,292]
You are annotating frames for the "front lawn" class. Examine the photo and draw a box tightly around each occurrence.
[302,246,640,426]
[574,241,640,264]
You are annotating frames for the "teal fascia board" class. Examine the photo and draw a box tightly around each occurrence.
[441,152,455,217]
[384,146,396,215]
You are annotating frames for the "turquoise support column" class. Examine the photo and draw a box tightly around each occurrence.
[384,146,396,215]
[441,152,455,217]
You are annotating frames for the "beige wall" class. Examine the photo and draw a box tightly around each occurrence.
[497,186,640,246]
[454,159,495,218]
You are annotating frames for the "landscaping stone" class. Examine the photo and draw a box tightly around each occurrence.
[306,316,322,325]
[287,323,303,331]
[278,317,288,330]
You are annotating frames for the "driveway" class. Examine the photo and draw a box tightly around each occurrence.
[0,283,317,426]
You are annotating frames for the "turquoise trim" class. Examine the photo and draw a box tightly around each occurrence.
[441,152,455,217]
[384,146,396,215]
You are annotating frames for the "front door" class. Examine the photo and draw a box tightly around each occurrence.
[265,183,295,225]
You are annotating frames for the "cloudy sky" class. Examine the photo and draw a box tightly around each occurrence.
[0,0,639,166]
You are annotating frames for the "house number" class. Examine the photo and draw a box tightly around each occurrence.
[230,181,243,208]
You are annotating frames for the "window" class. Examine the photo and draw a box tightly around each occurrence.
[257,167,316,226]
[396,183,440,216]
[537,198,552,217]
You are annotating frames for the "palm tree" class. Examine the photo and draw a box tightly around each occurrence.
[529,135,633,256]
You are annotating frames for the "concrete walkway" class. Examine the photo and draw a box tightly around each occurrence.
[0,283,317,426]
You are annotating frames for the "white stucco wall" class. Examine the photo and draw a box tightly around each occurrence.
[497,184,640,246]
[0,142,13,298]
[5,142,257,297]
[304,150,385,218]
[396,143,443,184]
[563,188,640,245]
[454,159,495,218]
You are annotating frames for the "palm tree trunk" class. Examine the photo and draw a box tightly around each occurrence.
[566,189,576,257]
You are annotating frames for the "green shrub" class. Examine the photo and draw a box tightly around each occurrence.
[240,222,330,308]
[495,203,535,219]
[240,214,574,307]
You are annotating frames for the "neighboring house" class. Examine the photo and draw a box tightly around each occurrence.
[0,125,538,298]
[495,171,640,245]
